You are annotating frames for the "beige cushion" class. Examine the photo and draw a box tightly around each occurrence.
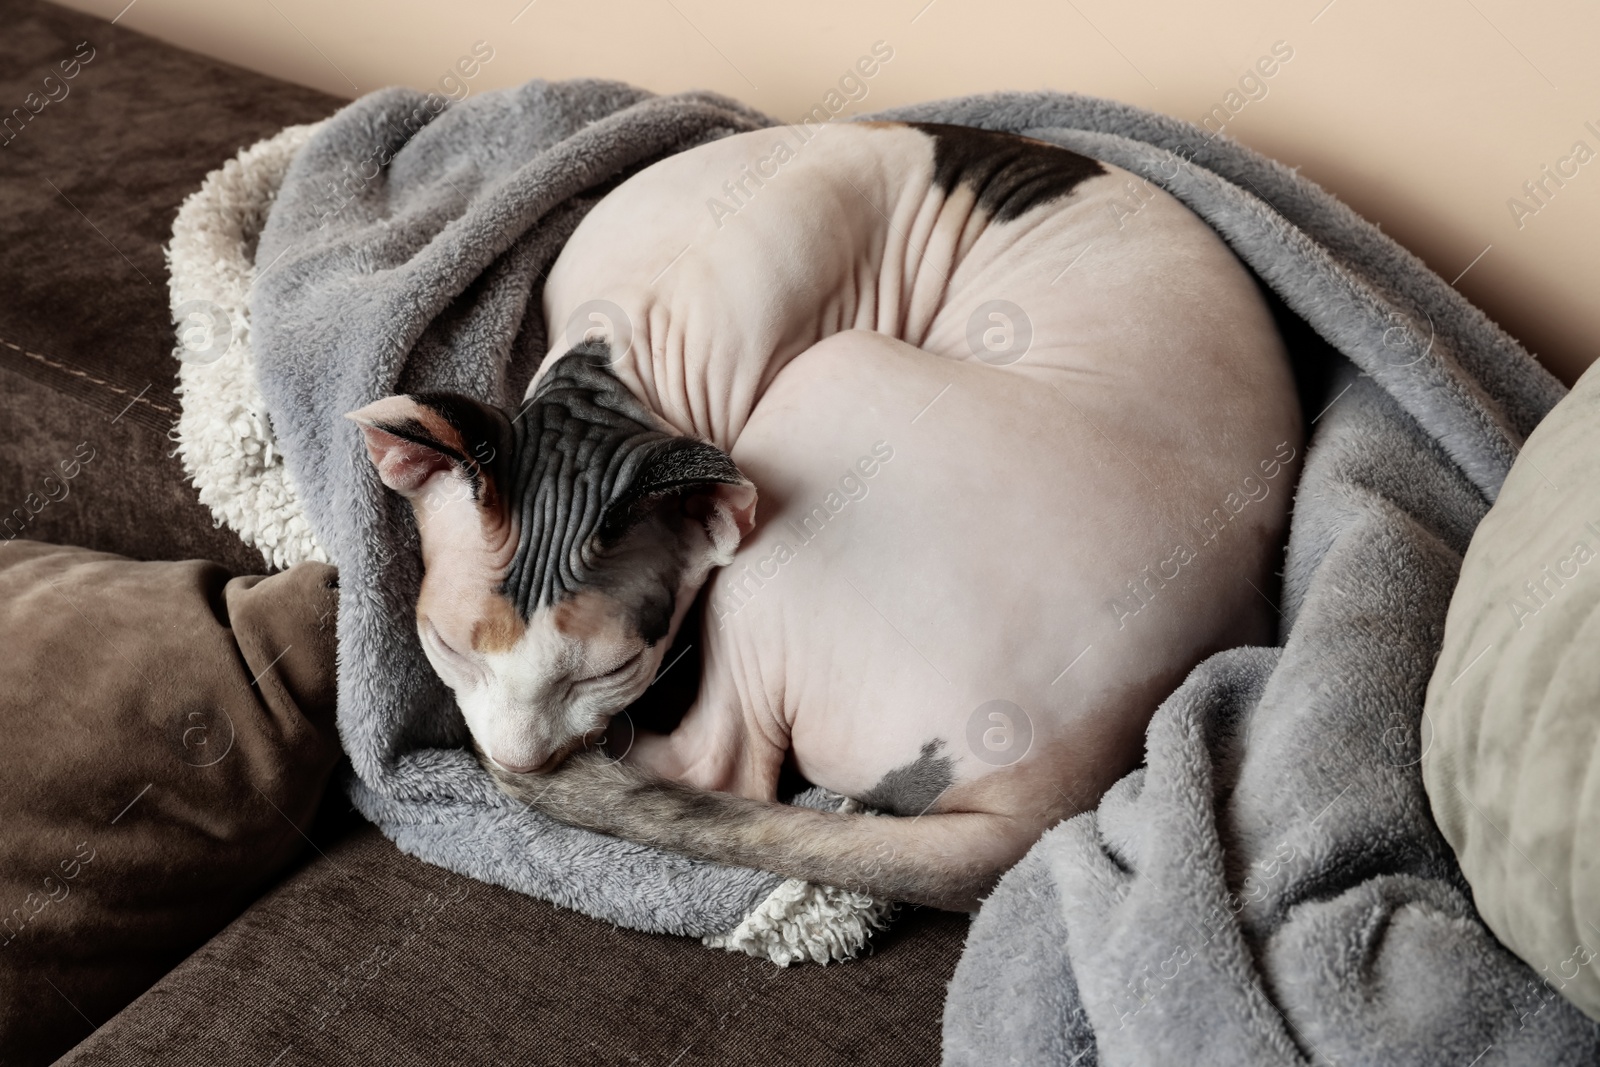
[1424,360,1600,1019]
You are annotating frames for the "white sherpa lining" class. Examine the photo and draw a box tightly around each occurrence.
[702,797,898,965]
[167,121,329,571]
[168,125,893,965]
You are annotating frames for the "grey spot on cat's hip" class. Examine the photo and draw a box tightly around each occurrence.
[856,737,955,817]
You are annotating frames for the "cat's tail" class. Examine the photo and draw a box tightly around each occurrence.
[483,750,1025,911]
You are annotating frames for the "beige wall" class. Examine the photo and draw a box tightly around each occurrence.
[63,0,1598,382]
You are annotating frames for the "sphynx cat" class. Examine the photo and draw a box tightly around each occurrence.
[348,121,1302,910]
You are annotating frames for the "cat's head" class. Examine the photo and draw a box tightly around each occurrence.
[346,346,755,772]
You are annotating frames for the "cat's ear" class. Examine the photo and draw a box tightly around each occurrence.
[345,392,511,509]
[602,437,757,565]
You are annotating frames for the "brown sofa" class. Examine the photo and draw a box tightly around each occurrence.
[0,2,967,1063]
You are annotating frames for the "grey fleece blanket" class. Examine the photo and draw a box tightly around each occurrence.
[249,79,1599,1058]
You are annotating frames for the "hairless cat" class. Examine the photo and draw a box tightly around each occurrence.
[349,121,1301,909]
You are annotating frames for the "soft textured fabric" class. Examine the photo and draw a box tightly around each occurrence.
[1423,357,1600,1023]
[0,541,342,1067]
[868,103,1600,1063]
[54,822,967,1067]
[166,120,332,572]
[0,0,337,573]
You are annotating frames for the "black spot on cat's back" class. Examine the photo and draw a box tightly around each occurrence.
[904,121,1106,223]
[857,738,956,817]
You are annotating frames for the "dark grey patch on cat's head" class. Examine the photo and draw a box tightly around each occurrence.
[856,738,956,817]
[500,343,748,638]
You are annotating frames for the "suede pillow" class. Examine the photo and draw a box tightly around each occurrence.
[1424,359,1600,1021]
[0,541,341,1066]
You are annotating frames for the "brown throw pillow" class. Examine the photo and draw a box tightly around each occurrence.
[0,541,342,1066]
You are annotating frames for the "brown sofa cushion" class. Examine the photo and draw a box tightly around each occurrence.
[0,541,342,1067]
[54,822,967,1066]
[0,0,339,571]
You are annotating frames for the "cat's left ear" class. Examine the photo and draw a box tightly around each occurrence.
[603,437,757,565]
[344,392,512,511]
